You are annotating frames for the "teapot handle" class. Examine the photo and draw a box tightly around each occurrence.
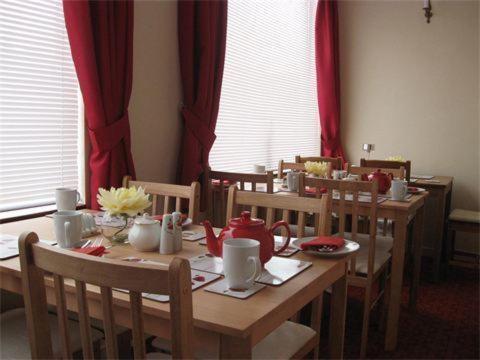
[270,221,291,255]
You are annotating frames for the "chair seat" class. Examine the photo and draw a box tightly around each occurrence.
[449,209,480,224]
[0,308,104,359]
[149,321,316,359]
[337,232,393,275]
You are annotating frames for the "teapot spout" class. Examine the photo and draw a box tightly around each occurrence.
[202,220,222,257]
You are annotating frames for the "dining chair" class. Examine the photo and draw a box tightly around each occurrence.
[277,159,305,179]
[224,186,329,358]
[203,167,274,227]
[295,155,344,171]
[360,158,412,182]
[347,165,405,236]
[123,176,200,223]
[298,176,392,358]
[18,231,194,360]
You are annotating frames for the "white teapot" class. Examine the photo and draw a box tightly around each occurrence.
[128,214,161,251]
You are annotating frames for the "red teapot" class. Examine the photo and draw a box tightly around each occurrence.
[202,211,291,266]
[361,169,394,194]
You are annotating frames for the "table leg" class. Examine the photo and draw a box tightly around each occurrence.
[219,334,252,359]
[432,189,447,282]
[329,263,347,359]
[409,205,424,310]
[385,216,407,351]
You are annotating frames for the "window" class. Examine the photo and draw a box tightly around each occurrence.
[210,0,320,172]
[0,0,83,212]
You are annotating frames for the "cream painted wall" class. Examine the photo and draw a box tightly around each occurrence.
[130,0,182,184]
[338,0,479,213]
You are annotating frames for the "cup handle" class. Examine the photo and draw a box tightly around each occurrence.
[271,221,291,255]
[64,221,71,247]
[76,191,82,205]
[245,256,262,287]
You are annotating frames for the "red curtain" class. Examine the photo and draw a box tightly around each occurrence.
[63,0,135,209]
[177,0,228,185]
[315,0,345,160]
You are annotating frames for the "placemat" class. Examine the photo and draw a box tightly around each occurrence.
[204,278,266,299]
[0,234,56,260]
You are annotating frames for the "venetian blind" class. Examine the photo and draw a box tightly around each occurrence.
[0,0,82,212]
[210,0,320,172]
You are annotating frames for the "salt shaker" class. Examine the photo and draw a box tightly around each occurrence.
[160,214,175,254]
[172,212,183,252]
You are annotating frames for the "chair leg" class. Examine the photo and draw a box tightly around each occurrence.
[445,227,456,276]
[360,285,373,358]
[379,271,391,332]
[383,218,388,236]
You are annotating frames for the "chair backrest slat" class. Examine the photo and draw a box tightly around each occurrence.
[277,160,305,178]
[123,176,200,223]
[360,158,411,181]
[130,291,146,359]
[53,274,72,359]
[19,232,194,360]
[75,280,94,359]
[100,286,118,359]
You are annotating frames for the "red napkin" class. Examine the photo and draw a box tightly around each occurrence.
[211,179,234,186]
[73,246,106,257]
[305,187,327,195]
[300,236,344,251]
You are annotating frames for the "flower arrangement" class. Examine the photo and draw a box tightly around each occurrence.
[304,161,329,178]
[385,155,405,162]
[97,187,151,244]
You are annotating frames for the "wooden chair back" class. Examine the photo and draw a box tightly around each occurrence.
[123,176,200,223]
[347,165,405,180]
[295,155,344,171]
[360,158,411,181]
[277,160,305,179]
[204,168,274,226]
[226,186,329,238]
[19,232,193,360]
[298,175,379,281]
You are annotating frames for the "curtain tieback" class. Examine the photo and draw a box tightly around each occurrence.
[182,107,216,152]
[89,112,130,153]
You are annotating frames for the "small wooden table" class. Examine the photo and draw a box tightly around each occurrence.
[273,185,428,351]
[409,176,453,281]
[0,216,354,359]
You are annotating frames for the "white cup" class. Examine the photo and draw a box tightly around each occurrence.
[223,238,262,291]
[53,210,83,248]
[253,164,266,173]
[55,188,81,211]
[391,179,408,201]
[286,172,299,191]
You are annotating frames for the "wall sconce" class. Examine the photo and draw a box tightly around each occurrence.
[362,143,375,159]
[423,0,433,23]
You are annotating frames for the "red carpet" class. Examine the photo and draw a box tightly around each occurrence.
[341,265,479,359]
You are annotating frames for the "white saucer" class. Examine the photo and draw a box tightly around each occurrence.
[291,237,359,257]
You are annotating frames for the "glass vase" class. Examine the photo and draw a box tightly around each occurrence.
[100,213,133,245]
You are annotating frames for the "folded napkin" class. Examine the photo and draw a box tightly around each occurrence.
[72,246,106,257]
[305,187,327,195]
[211,179,235,186]
[300,236,344,251]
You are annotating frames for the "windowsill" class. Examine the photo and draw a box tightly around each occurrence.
[0,204,86,224]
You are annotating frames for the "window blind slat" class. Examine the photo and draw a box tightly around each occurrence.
[210,0,320,172]
[0,0,82,212]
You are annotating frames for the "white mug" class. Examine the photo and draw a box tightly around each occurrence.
[55,188,81,211]
[253,164,266,173]
[391,179,408,201]
[53,210,83,248]
[223,238,262,291]
[286,172,299,191]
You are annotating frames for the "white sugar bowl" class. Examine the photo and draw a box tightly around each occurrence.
[128,214,161,251]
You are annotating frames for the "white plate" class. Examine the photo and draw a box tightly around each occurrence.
[291,237,359,257]
[407,187,426,194]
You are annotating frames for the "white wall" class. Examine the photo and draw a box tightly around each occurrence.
[339,0,479,212]
[130,0,182,184]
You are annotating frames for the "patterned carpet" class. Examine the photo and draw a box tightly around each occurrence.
[340,264,479,359]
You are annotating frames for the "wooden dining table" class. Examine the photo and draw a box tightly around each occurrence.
[0,214,355,359]
[233,181,428,351]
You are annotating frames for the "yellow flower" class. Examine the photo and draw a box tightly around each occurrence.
[385,155,405,162]
[305,161,329,177]
[97,187,151,217]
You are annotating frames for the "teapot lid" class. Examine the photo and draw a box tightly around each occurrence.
[229,211,264,228]
[134,213,158,225]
